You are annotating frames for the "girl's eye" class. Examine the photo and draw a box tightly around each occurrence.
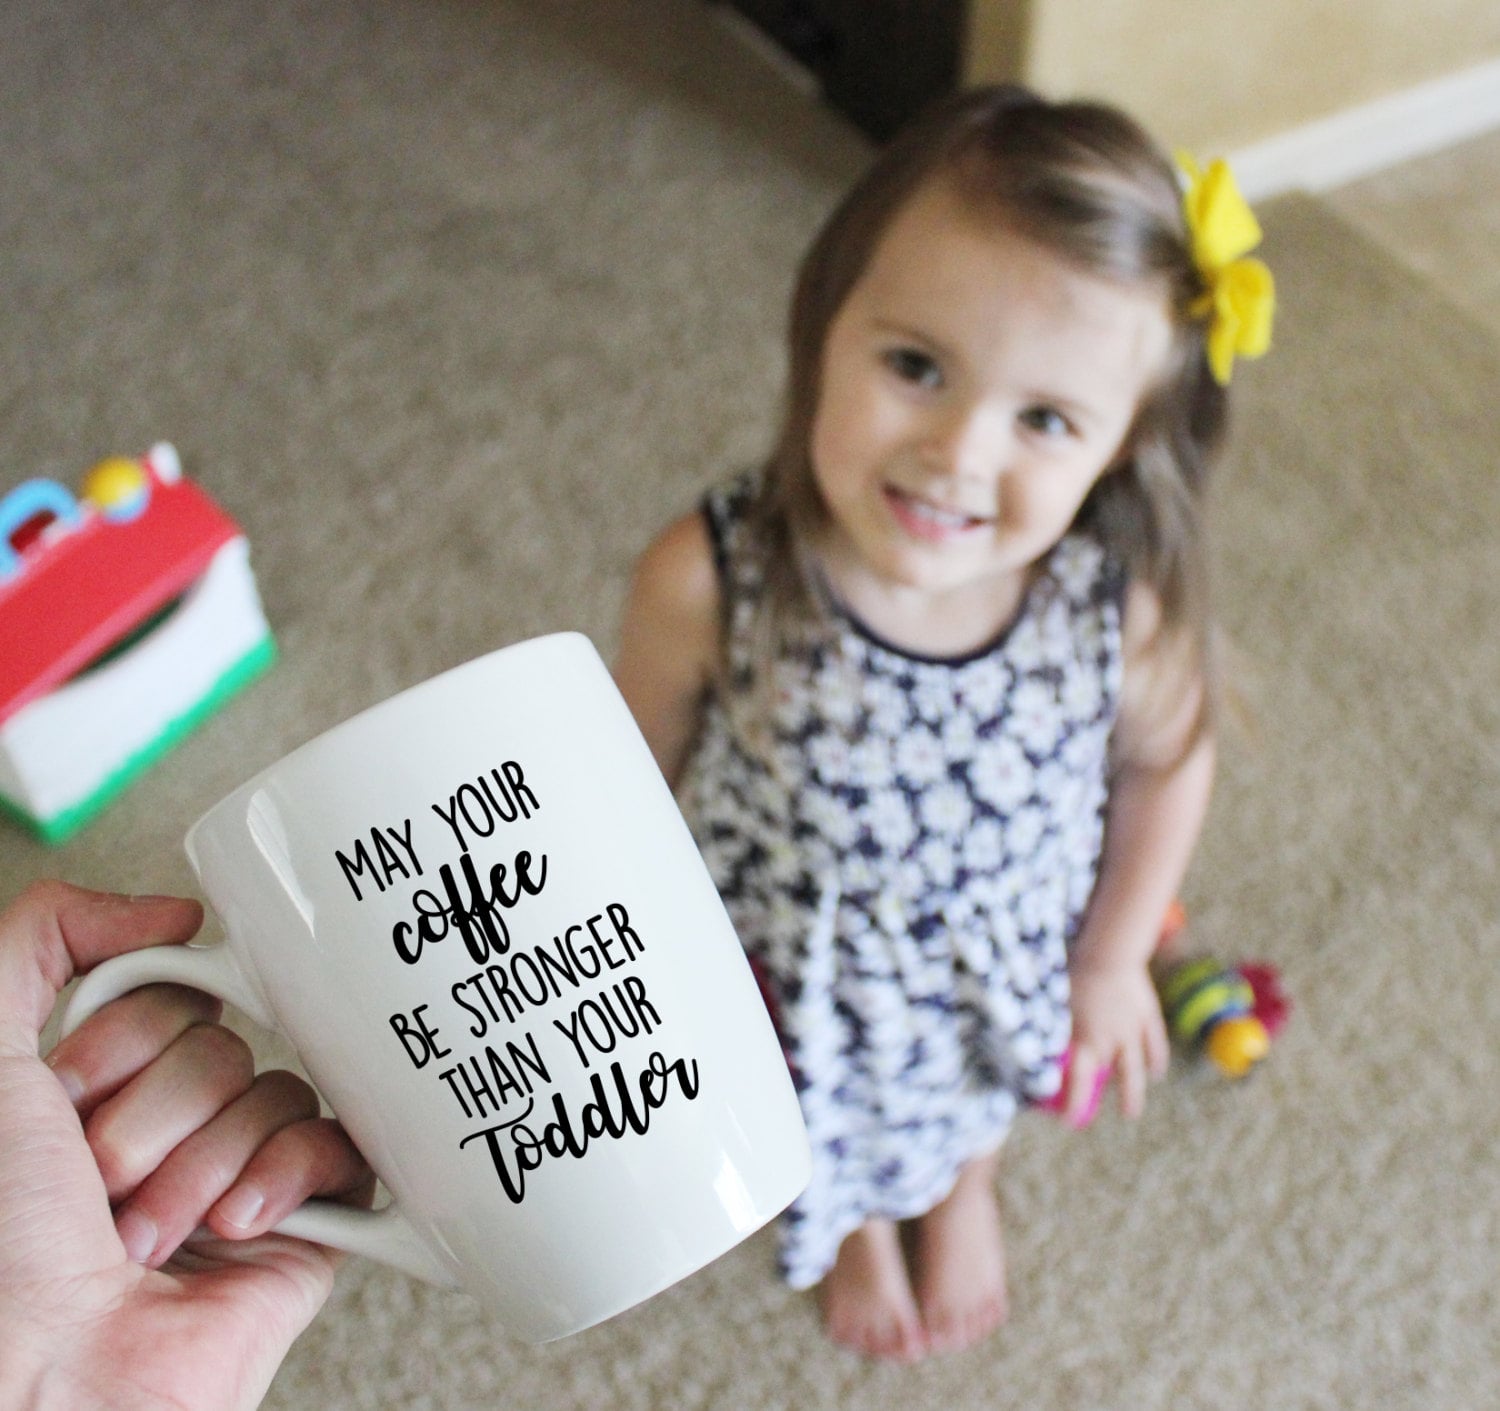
[883,348,943,389]
[1019,405,1073,438]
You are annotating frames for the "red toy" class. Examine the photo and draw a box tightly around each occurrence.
[0,444,274,842]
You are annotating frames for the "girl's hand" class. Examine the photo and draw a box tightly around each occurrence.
[1065,957,1170,1122]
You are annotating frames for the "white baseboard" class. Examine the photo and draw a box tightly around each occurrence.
[704,10,1500,201]
[1230,56,1500,200]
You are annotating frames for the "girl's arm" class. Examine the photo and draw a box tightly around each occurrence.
[1064,582,1217,1123]
[613,509,722,790]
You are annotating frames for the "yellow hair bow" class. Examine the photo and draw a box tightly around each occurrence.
[1177,153,1275,385]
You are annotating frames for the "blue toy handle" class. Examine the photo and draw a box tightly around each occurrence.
[0,479,82,579]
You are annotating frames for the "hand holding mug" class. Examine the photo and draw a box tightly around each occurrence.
[1,882,371,1411]
[62,633,810,1343]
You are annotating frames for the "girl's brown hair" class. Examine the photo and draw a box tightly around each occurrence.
[741,85,1231,741]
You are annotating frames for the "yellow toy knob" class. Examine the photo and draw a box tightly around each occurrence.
[81,456,151,521]
[1204,1016,1270,1078]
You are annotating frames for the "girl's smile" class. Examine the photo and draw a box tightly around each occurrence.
[808,177,1174,653]
[881,484,995,543]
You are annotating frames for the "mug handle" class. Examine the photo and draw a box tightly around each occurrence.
[60,945,458,1290]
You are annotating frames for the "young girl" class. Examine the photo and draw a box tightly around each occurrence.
[613,86,1272,1362]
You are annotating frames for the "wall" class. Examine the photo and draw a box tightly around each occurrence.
[966,0,1500,155]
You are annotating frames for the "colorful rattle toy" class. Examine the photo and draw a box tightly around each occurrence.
[1040,902,1290,1126]
[1156,956,1290,1078]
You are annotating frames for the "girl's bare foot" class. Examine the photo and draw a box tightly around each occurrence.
[821,1219,927,1362]
[913,1155,1008,1354]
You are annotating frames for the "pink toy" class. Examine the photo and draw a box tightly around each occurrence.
[1038,1046,1110,1128]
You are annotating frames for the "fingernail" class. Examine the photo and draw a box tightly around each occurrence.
[116,1208,158,1264]
[45,1059,86,1105]
[215,1184,266,1231]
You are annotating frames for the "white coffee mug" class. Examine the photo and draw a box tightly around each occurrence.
[62,632,810,1343]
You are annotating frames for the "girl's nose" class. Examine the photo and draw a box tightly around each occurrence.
[920,402,1010,481]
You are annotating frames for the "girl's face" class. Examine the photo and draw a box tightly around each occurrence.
[809,179,1174,613]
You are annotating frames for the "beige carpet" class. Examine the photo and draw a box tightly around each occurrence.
[6,2,1500,1407]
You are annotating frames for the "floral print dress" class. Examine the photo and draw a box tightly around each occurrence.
[679,472,1127,1289]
